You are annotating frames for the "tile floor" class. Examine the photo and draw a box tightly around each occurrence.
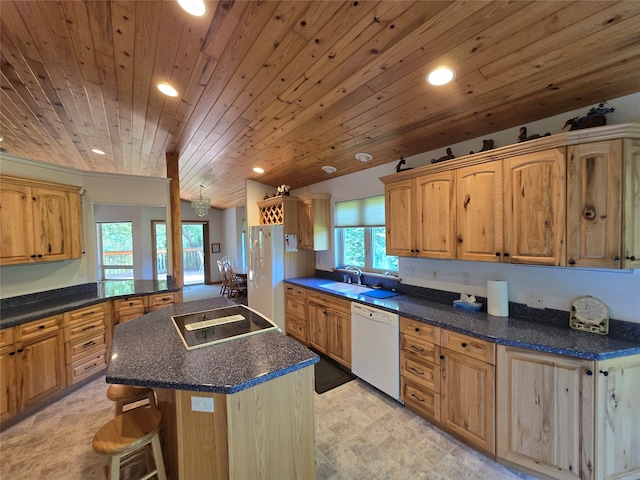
[0,374,538,480]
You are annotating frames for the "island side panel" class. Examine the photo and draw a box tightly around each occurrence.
[227,365,316,480]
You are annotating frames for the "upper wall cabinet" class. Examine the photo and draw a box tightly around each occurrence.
[298,193,331,251]
[567,139,640,269]
[0,175,83,266]
[380,123,640,269]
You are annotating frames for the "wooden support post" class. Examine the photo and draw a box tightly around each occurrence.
[166,151,184,302]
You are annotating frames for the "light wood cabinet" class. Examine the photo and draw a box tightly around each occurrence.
[306,290,351,368]
[9,316,67,414]
[400,317,441,421]
[503,148,566,266]
[113,296,147,324]
[384,179,415,256]
[285,284,308,344]
[456,161,504,261]
[145,292,177,312]
[0,331,17,423]
[63,303,109,385]
[441,331,495,456]
[497,349,640,480]
[0,175,83,266]
[298,193,331,251]
[567,139,640,269]
[415,171,456,259]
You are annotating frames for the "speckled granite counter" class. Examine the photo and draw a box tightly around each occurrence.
[285,277,640,360]
[106,297,319,394]
[0,280,180,329]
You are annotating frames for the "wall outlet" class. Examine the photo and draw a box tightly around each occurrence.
[462,272,470,285]
[191,396,214,413]
[432,269,439,280]
[526,293,545,309]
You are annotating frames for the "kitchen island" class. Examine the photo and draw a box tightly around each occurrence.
[107,297,319,480]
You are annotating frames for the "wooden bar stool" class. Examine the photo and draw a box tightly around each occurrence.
[107,384,157,416]
[92,408,167,480]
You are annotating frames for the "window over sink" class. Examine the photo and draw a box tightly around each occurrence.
[335,196,398,274]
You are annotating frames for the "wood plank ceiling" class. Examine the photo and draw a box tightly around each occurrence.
[1,0,639,210]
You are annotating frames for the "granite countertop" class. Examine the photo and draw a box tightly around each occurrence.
[106,297,319,394]
[285,277,640,361]
[0,280,180,329]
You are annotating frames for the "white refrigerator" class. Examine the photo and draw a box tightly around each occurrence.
[248,225,286,331]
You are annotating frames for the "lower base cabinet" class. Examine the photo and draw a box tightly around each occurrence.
[307,291,351,368]
[496,345,640,480]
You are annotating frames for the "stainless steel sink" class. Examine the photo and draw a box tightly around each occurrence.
[319,282,374,295]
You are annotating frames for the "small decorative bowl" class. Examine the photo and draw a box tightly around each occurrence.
[453,300,483,312]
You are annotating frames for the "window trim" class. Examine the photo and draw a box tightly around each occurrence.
[336,225,398,275]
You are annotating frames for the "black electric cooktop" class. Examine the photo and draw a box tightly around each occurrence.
[172,305,278,350]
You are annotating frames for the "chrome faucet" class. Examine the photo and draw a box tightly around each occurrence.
[345,265,362,285]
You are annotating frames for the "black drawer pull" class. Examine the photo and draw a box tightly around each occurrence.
[83,341,97,348]
[84,363,98,370]
[440,355,445,360]
[82,311,95,316]
[600,370,609,377]
[585,369,593,376]
[82,325,96,332]
[39,325,45,329]
[410,345,424,352]
[410,367,424,376]
[626,256,636,261]
[461,342,467,348]
[410,393,425,403]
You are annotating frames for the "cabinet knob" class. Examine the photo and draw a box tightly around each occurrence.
[414,327,420,332]
[439,355,445,360]
[461,342,467,348]
[626,256,636,261]
[568,259,576,265]
[9,351,16,356]
[599,370,609,377]
[39,325,45,329]
[585,369,593,376]
[495,252,501,257]
[17,348,24,353]
[613,256,620,261]
[504,253,510,257]
[31,255,37,258]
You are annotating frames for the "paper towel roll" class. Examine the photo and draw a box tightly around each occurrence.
[487,280,509,317]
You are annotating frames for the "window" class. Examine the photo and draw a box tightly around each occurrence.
[335,196,398,273]
[98,222,134,280]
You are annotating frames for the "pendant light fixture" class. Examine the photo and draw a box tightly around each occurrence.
[191,185,210,217]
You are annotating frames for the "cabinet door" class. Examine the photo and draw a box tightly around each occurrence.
[298,200,313,250]
[31,187,72,262]
[567,140,622,268]
[456,161,504,262]
[17,330,67,410]
[594,355,640,480]
[441,349,495,455]
[503,148,566,265]
[496,346,594,480]
[385,179,415,256]
[327,308,350,368]
[0,347,17,423]
[415,171,456,259]
[307,302,328,354]
[0,183,34,264]
[623,139,640,269]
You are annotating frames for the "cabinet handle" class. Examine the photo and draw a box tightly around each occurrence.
[410,393,425,403]
[84,363,98,370]
[410,367,424,376]
[599,370,609,377]
[410,345,424,352]
[414,327,420,333]
[39,325,45,329]
[17,348,24,353]
[495,252,501,257]
[82,325,96,332]
[585,369,593,376]
[613,256,620,261]
[82,311,95,316]
[439,355,445,360]
[626,256,636,261]
[37,254,43,258]
[503,253,510,257]
[461,342,467,348]
[9,351,16,356]
[31,254,37,258]
[568,259,576,265]
[83,341,97,348]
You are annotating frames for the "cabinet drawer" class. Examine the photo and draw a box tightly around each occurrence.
[64,316,106,342]
[286,317,308,344]
[285,295,306,320]
[65,329,106,364]
[285,284,307,298]
[402,377,440,423]
[64,303,108,327]
[401,353,440,392]
[114,297,146,312]
[401,333,440,364]
[17,315,62,341]
[0,327,14,348]
[67,349,107,385]
[307,291,350,313]
[400,317,440,344]
[441,330,495,365]
[146,292,177,310]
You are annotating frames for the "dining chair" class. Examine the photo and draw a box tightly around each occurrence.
[223,263,247,301]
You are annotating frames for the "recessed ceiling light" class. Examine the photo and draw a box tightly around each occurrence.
[91,148,105,155]
[426,66,456,86]
[322,165,337,174]
[157,82,178,97]
[253,167,264,174]
[355,152,373,162]
[177,0,206,16]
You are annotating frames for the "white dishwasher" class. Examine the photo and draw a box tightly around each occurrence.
[351,302,401,402]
